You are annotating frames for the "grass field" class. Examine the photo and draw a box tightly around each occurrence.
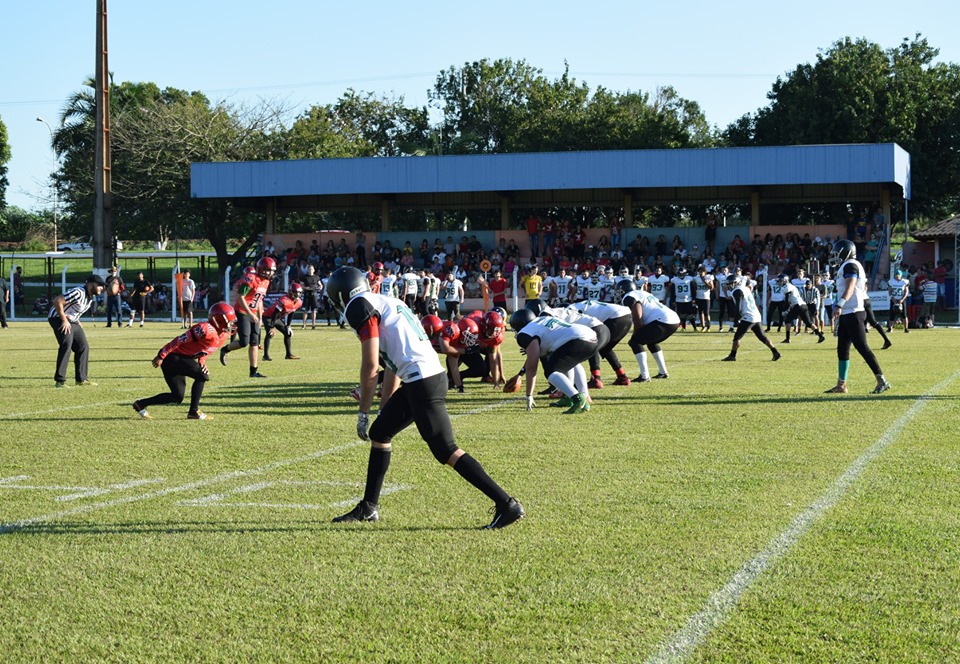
[1,318,958,662]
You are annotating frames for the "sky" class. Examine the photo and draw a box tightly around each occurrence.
[2,0,959,213]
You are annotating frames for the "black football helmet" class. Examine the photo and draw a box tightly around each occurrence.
[509,308,536,332]
[325,266,370,315]
[725,274,739,287]
[677,267,688,278]
[777,273,789,286]
[829,239,857,266]
[525,298,548,316]
[615,278,636,299]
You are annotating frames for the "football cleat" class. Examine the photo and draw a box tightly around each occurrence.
[285,355,301,360]
[634,375,651,383]
[132,401,151,419]
[652,373,669,379]
[587,378,603,389]
[881,340,892,350]
[824,384,848,394]
[613,375,631,386]
[563,394,589,414]
[75,380,98,387]
[537,386,554,396]
[350,386,361,402]
[550,395,574,408]
[219,347,229,366]
[262,355,273,361]
[54,381,72,389]
[332,500,379,523]
[250,371,267,378]
[187,411,212,420]
[772,350,782,361]
[721,355,736,362]
[872,380,892,395]
[484,497,525,529]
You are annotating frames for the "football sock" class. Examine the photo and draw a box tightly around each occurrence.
[189,380,205,413]
[838,359,850,381]
[573,364,589,393]
[549,371,577,398]
[653,350,667,375]
[363,446,391,505]
[635,351,649,379]
[453,453,510,505]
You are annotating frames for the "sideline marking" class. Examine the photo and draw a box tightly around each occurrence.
[646,370,960,664]
[1,398,517,534]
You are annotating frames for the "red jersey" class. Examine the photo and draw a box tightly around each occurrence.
[367,272,382,294]
[488,277,508,302]
[264,294,303,322]
[157,322,229,366]
[235,273,269,312]
[478,328,503,349]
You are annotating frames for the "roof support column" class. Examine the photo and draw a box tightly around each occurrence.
[623,193,634,226]
[751,191,761,225]
[265,199,276,234]
[500,196,511,231]
[381,200,390,232]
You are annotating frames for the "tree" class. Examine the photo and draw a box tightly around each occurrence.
[0,114,10,210]
[724,35,960,221]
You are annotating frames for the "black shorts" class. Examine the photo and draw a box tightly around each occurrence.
[675,301,695,318]
[236,313,261,347]
[132,296,146,314]
[303,291,319,312]
[544,338,598,376]
[181,299,193,314]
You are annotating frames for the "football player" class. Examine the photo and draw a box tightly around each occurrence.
[669,268,695,330]
[509,308,598,414]
[887,269,910,333]
[617,278,679,381]
[693,265,714,331]
[132,303,237,420]
[367,262,384,294]
[825,239,891,395]
[325,267,524,528]
[569,299,633,387]
[778,274,825,344]
[220,257,274,378]
[721,275,780,362]
[262,282,304,361]
[647,266,670,306]
[547,267,574,307]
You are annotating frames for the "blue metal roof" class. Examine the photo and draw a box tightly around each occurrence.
[191,143,910,202]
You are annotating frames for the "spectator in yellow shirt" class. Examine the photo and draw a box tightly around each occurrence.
[520,265,544,303]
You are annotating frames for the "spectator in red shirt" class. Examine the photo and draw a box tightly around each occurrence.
[483,269,510,313]
[573,225,586,260]
[526,213,541,259]
[541,215,556,258]
[132,303,237,420]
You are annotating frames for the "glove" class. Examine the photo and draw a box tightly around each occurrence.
[456,385,465,393]
[357,411,370,441]
[526,395,535,412]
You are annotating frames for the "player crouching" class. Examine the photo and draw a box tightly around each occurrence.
[132,303,237,420]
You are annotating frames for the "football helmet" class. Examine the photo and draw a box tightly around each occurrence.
[677,268,688,278]
[525,299,548,316]
[725,274,739,287]
[590,272,601,284]
[209,302,237,334]
[491,306,508,321]
[421,314,444,339]
[509,308,536,332]
[458,317,480,346]
[615,279,636,299]
[777,273,789,286]
[372,261,384,272]
[243,265,257,276]
[829,239,857,266]
[289,281,304,298]
[619,266,630,277]
[482,310,505,338]
[326,266,370,315]
[257,256,277,278]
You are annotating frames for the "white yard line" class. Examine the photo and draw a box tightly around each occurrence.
[645,370,960,664]
[1,397,517,534]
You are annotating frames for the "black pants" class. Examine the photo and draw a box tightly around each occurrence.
[733,320,772,344]
[139,354,208,413]
[369,373,457,464]
[454,351,490,380]
[263,320,292,358]
[597,316,631,372]
[767,300,787,327]
[587,323,613,372]
[0,297,7,327]
[837,311,882,375]
[49,318,89,383]
[236,313,261,347]
[545,338,599,377]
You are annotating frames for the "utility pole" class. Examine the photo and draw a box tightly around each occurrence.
[93,0,113,271]
[36,117,58,252]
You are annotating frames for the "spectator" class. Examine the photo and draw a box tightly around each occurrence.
[486,268,510,313]
[704,212,719,252]
[419,239,431,267]
[355,230,366,266]
[526,213,540,258]
[13,266,24,312]
[609,215,623,254]
[180,270,196,328]
[128,272,153,327]
[464,274,482,300]
[863,233,879,276]
[541,215,556,258]
[104,266,125,328]
[0,272,8,328]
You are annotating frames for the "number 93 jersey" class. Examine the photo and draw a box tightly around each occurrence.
[344,292,443,383]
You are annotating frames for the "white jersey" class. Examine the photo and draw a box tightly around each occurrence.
[516,316,597,354]
[422,275,441,301]
[888,277,909,303]
[570,299,631,322]
[548,306,603,329]
[550,275,574,303]
[621,289,681,326]
[804,287,821,310]
[671,276,694,303]
[600,276,617,302]
[380,275,397,298]
[442,278,462,302]
[401,272,419,296]
[580,279,604,302]
[836,259,867,314]
[783,282,804,307]
[716,272,732,298]
[732,285,761,324]
[648,275,670,302]
[573,275,592,301]
[821,278,835,305]
[791,277,807,293]
[768,279,785,302]
[694,274,714,301]
[343,292,443,382]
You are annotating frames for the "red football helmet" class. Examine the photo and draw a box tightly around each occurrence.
[257,256,277,278]
[482,310,505,338]
[243,265,257,276]
[457,317,480,346]
[421,314,444,339]
[208,302,237,334]
[289,281,304,298]
[372,261,384,272]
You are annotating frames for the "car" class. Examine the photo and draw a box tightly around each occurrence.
[58,237,123,252]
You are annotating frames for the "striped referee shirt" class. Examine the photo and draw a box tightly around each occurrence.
[49,286,93,323]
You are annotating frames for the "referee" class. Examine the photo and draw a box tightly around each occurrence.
[49,274,105,388]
